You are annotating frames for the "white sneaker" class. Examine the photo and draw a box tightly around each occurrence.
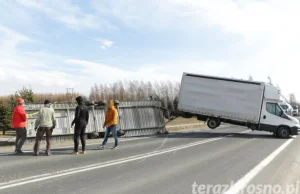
[98,145,105,149]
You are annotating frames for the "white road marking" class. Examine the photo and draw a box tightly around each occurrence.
[224,138,295,194]
[0,130,250,190]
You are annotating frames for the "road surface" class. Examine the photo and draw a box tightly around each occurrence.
[0,125,299,194]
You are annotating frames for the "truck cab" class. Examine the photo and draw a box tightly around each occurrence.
[259,85,299,138]
[292,105,299,116]
[260,101,299,137]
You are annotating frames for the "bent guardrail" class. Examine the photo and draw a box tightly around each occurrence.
[25,100,167,138]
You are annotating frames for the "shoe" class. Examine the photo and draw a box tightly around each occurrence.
[80,151,86,154]
[98,145,105,149]
[15,150,24,154]
[112,146,118,150]
[46,152,52,156]
[33,152,39,156]
[71,151,79,155]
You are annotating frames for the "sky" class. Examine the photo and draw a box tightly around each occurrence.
[0,0,299,99]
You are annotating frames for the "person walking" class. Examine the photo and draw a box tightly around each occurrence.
[99,100,118,150]
[33,100,56,156]
[71,96,89,155]
[12,98,27,154]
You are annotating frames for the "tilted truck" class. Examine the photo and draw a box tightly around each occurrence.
[177,73,299,138]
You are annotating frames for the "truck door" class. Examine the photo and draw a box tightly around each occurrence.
[259,102,283,133]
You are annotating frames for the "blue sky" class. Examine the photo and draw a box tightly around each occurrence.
[0,0,299,99]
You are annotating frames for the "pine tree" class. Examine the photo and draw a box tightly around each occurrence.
[0,101,12,130]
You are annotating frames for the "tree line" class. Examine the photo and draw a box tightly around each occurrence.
[89,80,180,109]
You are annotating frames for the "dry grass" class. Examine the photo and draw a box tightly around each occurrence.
[166,117,206,132]
[166,117,203,126]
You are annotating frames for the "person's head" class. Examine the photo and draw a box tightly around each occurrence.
[17,98,25,106]
[44,99,50,106]
[75,96,84,105]
[108,100,114,109]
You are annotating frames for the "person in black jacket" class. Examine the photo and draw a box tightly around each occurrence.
[71,96,89,155]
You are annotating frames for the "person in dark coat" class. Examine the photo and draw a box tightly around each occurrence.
[71,96,89,155]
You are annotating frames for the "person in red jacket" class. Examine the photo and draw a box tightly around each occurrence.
[12,98,27,154]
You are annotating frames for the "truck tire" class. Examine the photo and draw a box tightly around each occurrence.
[207,118,219,129]
[277,127,290,138]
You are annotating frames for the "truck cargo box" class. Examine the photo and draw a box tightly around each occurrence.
[178,73,264,123]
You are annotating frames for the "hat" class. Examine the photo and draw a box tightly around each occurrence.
[17,98,24,104]
[44,100,50,105]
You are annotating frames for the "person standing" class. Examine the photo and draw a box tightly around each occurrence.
[12,98,27,154]
[33,100,56,156]
[99,100,118,149]
[71,96,89,155]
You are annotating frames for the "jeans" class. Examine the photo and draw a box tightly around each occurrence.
[74,124,86,152]
[34,127,53,154]
[102,125,118,147]
[15,128,27,151]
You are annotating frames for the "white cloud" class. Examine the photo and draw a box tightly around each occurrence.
[0,24,226,96]
[90,0,300,98]
[95,38,114,50]
[15,0,116,30]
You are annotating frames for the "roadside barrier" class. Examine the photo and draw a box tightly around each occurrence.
[24,100,167,139]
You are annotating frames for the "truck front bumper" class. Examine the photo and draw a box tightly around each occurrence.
[291,126,299,135]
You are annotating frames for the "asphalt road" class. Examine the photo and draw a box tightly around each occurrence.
[0,125,299,194]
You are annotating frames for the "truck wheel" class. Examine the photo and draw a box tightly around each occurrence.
[277,127,290,138]
[207,118,219,129]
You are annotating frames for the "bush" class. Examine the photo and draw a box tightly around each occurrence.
[0,101,12,129]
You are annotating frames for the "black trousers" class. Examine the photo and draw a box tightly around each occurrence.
[74,124,86,152]
[15,128,27,151]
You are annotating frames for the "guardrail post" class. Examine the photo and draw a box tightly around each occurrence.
[66,105,71,133]
[92,106,98,132]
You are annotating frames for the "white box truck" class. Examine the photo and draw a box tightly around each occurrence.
[178,73,299,138]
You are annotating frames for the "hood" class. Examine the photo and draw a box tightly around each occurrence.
[287,115,299,125]
[108,100,115,109]
[76,96,84,105]
[44,104,51,108]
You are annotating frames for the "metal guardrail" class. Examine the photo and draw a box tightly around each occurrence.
[25,101,167,137]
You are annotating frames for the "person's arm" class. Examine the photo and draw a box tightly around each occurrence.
[103,111,108,128]
[113,109,118,125]
[71,106,80,127]
[86,109,89,125]
[35,110,41,129]
[20,108,27,122]
[52,109,56,129]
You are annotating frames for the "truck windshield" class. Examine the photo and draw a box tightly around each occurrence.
[280,105,288,110]
[292,106,298,110]
[266,103,283,116]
